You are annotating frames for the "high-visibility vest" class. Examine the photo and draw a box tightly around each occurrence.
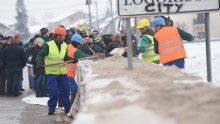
[140,35,159,62]
[154,27,187,64]
[44,40,67,75]
[66,44,77,78]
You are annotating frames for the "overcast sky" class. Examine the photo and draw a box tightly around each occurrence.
[0,0,117,25]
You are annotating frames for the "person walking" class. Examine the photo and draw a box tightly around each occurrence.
[1,38,26,96]
[152,17,194,69]
[36,26,71,115]
[137,18,159,63]
[66,34,89,105]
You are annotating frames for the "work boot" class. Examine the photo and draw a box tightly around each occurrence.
[0,92,6,95]
[48,111,54,115]
[19,88,25,91]
[5,93,11,97]
[12,92,22,97]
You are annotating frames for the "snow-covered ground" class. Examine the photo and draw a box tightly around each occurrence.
[21,41,220,124]
[185,41,220,84]
[72,56,220,124]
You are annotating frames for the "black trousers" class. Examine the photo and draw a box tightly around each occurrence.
[0,68,6,94]
[6,68,22,95]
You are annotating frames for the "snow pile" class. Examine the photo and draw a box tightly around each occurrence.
[184,41,220,83]
[22,93,48,106]
[72,56,220,124]
[74,106,177,124]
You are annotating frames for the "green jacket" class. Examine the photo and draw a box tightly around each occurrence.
[154,27,194,54]
[139,30,155,53]
[40,35,49,42]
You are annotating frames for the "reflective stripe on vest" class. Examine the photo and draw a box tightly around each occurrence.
[155,27,186,64]
[66,44,77,78]
[44,57,63,61]
[44,40,67,75]
[159,38,182,47]
[141,35,159,62]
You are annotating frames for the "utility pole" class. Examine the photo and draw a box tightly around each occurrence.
[109,0,116,34]
[86,0,92,34]
[205,12,212,82]
[95,0,99,31]
[126,18,133,70]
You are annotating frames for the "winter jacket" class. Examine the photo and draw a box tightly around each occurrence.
[80,44,105,55]
[139,30,155,53]
[25,35,41,59]
[25,40,34,59]
[40,35,49,42]
[1,44,27,69]
[0,43,5,69]
[106,41,120,54]
[139,35,159,63]
[31,45,45,76]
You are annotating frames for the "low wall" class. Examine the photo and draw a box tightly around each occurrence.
[71,56,220,124]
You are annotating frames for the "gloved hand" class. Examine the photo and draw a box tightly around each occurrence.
[72,58,78,63]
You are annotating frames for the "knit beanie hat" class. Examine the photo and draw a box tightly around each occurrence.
[14,34,21,40]
[94,36,102,43]
[40,28,49,35]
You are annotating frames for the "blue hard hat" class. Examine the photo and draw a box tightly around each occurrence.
[71,34,82,44]
[152,17,166,27]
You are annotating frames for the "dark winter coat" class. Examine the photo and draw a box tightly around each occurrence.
[25,35,40,59]
[40,35,49,42]
[0,43,5,69]
[80,44,105,55]
[1,44,27,69]
[31,45,45,76]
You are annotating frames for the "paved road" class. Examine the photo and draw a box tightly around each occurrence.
[0,90,73,124]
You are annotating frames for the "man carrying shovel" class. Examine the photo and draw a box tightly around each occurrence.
[36,26,72,115]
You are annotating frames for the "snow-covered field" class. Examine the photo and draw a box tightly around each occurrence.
[185,41,220,84]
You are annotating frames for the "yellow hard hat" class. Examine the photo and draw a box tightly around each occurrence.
[137,19,150,29]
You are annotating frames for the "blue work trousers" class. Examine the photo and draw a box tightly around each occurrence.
[47,74,71,113]
[163,58,185,69]
[67,77,78,94]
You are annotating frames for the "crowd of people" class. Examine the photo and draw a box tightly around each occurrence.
[0,16,194,115]
[0,24,133,115]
